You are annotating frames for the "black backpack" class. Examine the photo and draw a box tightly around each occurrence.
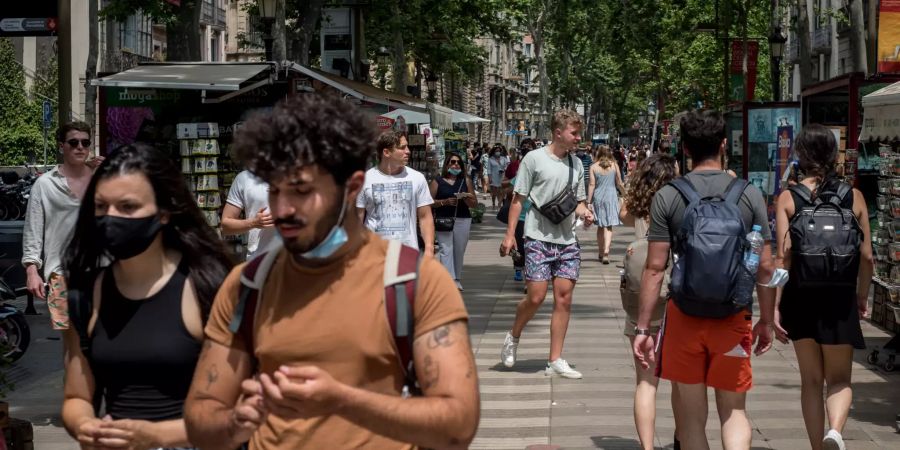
[669,177,752,318]
[788,183,862,288]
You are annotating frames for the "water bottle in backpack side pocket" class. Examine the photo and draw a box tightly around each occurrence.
[735,224,764,307]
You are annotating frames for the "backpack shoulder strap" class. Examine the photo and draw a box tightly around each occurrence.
[383,239,422,397]
[669,177,701,205]
[834,182,852,204]
[723,178,750,205]
[788,183,816,206]
[228,250,279,369]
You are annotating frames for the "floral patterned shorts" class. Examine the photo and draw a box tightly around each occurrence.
[524,239,581,282]
[47,273,70,330]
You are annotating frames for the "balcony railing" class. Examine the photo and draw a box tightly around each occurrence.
[813,26,832,53]
[786,39,800,64]
[201,1,226,28]
[109,49,154,72]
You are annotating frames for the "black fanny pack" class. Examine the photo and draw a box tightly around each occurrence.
[531,154,579,224]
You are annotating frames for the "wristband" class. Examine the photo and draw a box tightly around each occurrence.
[633,327,653,336]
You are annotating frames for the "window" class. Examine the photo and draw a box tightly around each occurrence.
[525,43,532,58]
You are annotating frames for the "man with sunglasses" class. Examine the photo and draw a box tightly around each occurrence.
[22,121,103,328]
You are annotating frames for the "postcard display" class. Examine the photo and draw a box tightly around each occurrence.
[177,123,234,229]
[872,144,900,339]
[407,134,439,179]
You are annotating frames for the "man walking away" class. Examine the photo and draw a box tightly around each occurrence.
[184,93,478,449]
[499,109,595,379]
[357,130,435,259]
[633,109,777,450]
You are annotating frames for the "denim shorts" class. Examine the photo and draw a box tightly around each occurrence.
[524,239,581,281]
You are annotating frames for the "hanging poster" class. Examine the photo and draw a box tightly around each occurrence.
[773,108,800,131]
[748,171,772,196]
[748,108,774,143]
[731,130,743,156]
[877,0,900,74]
[774,126,794,196]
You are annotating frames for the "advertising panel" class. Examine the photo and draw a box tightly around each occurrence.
[878,1,900,74]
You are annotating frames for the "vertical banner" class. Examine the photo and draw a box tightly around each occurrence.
[877,1,900,74]
[774,126,794,196]
[730,41,760,102]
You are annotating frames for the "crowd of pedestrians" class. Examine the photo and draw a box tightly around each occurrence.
[16,92,874,449]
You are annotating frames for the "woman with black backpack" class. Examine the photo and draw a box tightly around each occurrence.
[774,124,874,450]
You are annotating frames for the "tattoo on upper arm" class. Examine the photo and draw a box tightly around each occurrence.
[427,325,454,349]
[422,355,440,389]
[206,364,219,390]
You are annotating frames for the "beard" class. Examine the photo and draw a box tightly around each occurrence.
[279,198,343,255]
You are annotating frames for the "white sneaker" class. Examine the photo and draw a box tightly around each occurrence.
[500,332,518,368]
[823,429,846,450]
[546,358,583,379]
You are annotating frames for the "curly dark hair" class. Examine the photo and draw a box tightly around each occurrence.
[231,92,378,185]
[625,153,678,220]
[680,109,726,163]
[64,143,233,321]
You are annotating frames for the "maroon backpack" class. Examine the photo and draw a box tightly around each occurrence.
[227,240,422,396]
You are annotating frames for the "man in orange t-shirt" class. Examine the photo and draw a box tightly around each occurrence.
[184,93,480,450]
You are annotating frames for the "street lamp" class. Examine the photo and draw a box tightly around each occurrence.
[768,26,787,101]
[258,0,276,61]
[376,46,391,66]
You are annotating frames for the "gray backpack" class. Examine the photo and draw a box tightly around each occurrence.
[669,177,751,318]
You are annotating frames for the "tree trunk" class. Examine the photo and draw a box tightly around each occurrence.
[390,1,407,95]
[866,0,878,74]
[796,0,814,89]
[273,0,286,61]
[84,0,99,128]
[848,0,867,75]
[290,0,325,65]
[167,0,202,61]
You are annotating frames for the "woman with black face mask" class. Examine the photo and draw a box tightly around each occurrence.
[61,144,233,449]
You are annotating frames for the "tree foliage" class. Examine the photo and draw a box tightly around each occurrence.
[0,38,58,166]
[365,0,515,91]
[523,0,775,135]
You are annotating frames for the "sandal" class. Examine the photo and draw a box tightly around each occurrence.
[602,254,610,265]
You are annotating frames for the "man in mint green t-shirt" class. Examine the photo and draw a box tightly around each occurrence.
[499,110,594,379]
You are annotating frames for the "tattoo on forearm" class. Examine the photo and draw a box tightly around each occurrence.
[427,325,454,349]
[422,355,440,389]
[206,364,219,390]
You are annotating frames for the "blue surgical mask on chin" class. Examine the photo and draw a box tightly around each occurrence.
[300,189,349,260]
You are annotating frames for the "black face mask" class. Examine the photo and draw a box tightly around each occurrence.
[96,215,164,260]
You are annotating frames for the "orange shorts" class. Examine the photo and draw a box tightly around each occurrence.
[657,300,754,392]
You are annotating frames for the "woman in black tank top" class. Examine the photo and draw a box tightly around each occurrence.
[773,124,874,448]
[61,144,232,449]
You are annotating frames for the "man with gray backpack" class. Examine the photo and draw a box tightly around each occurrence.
[632,110,777,450]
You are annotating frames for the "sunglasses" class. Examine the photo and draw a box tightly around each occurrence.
[66,139,91,148]
[449,160,462,165]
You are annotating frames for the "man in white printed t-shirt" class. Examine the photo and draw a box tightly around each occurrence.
[356,130,435,258]
[221,170,279,259]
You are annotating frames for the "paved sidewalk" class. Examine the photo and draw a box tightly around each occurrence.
[5,206,900,449]
[467,208,900,449]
